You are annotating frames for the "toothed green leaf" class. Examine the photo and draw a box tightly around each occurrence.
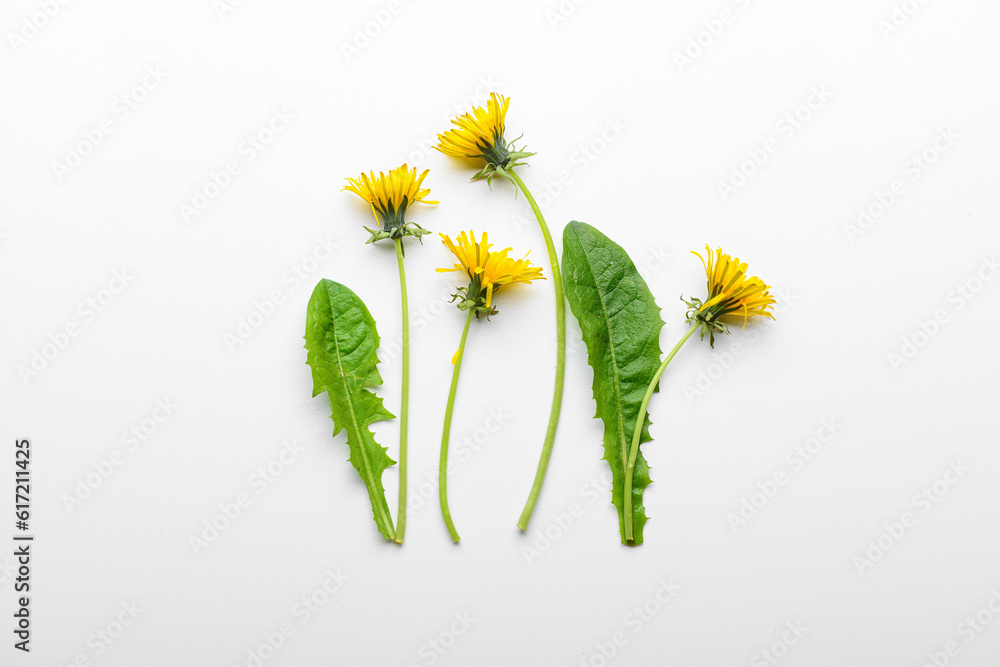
[305,279,396,541]
[562,221,665,545]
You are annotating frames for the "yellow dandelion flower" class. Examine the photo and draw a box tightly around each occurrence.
[438,93,562,531]
[694,246,776,322]
[437,93,509,161]
[436,93,533,183]
[437,230,544,314]
[685,245,775,345]
[343,164,436,241]
[621,247,777,543]
[436,231,545,541]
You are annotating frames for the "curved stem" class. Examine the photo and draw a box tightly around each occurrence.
[623,323,700,543]
[508,168,566,531]
[439,308,475,543]
[393,237,409,545]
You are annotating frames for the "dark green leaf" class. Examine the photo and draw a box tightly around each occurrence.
[305,279,396,541]
[562,221,665,545]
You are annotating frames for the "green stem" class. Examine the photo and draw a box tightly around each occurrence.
[507,168,566,531]
[439,308,475,543]
[623,323,700,543]
[393,237,409,545]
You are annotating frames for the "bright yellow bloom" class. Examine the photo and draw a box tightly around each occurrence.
[692,245,775,327]
[437,230,544,313]
[437,93,510,161]
[436,94,533,183]
[343,164,436,239]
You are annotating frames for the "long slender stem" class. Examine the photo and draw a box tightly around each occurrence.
[439,308,475,543]
[508,169,566,531]
[393,237,409,545]
[623,323,700,542]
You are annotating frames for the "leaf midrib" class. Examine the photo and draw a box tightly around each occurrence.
[325,292,392,532]
[577,242,630,475]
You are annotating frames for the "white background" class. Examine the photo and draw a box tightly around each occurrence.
[2,0,999,665]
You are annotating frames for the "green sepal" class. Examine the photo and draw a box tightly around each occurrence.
[471,138,535,187]
[364,221,432,248]
[448,285,497,318]
[683,296,729,348]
